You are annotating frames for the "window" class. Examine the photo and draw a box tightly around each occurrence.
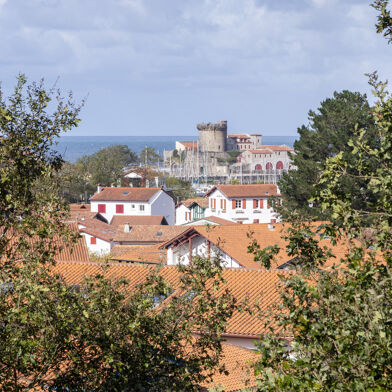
[116,204,124,214]
[253,219,259,223]
[235,200,242,208]
[98,204,106,213]
[90,237,97,245]
[139,205,145,211]
[253,199,258,208]
[131,204,135,209]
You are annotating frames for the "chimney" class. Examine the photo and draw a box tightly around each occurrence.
[124,223,131,233]
[97,185,102,193]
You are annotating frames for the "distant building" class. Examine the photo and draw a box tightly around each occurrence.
[205,184,280,224]
[227,133,262,151]
[90,186,175,225]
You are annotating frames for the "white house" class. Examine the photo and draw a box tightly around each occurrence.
[205,184,281,224]
[77,219,117,255]
[160,223,290,269]
[90,186,175,225]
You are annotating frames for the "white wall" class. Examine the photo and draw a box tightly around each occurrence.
[166,236,241,268]
[150,191,175,225]
[81,232,111,255]
[90,200,151,222]
[208,189,280,224]
[175,204,191,225]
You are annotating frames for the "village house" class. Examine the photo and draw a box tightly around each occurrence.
[237,144,294,172]
[90,186,175,225]
[226,133,262,151]
[77,219,117,255]
[175,197,210,225]
[160,222,348,271]
[205,184,281,224]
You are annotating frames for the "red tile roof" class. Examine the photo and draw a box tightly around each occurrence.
[257,145,294,151]
[178,141,198,150]
[78,219,117,242]
[51,261,287,337]
[200,343,258,391]
[110,244,166,264]
[110,215,168,227]
[206,184,279,198]
[113,225,188,244]
[90,187,161,202]
[187,216,237,226]
[228,134,251,139]
[180,197,209,208]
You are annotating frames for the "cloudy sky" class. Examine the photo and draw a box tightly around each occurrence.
[0,0,390,136]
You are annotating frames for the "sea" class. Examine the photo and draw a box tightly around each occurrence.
[55,135,298,163]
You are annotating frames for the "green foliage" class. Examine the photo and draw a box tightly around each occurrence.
[0,76,238,390]
[278,90,378,221]
[59,144,138,202]
[373,0,392,42]
[250,50,392,392]
[140,146,161,165]
[165,176,196,202]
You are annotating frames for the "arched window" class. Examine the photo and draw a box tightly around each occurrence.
[255,164,262,171]
[266,162,273,170]
[276,161,284,170]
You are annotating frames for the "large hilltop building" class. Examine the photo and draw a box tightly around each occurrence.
[164,121,294,184]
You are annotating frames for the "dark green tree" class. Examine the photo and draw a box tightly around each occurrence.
[278,90,377,220]
[165,176,196,202]
[140,146,161,166]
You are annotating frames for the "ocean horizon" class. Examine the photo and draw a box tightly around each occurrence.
[55,135,298,163]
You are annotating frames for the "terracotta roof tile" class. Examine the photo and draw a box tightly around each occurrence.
[51,261,286,337]
[248,149,273,154]
[90,187,161,202]
[178,141,198,150]
[114,225,188,244]
[200,343,258,391]
[181,198,209,208]
[206,184,279,198]
[110,215,168,226]
[110,244,166,264]
[257,145,294,151]
[78,219,117,242]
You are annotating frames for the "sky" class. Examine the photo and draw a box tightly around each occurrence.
[0,0,390,137]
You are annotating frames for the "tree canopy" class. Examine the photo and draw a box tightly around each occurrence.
[278,90,378,221]
[0,76,238,391]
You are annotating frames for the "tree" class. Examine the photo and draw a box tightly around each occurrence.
[58,144,139,202]
[278,90,378,220]
[140,146,161,166]
[250,4,392,388]
[0,76,238,391]
[373,0,392,42]
[165,176,196,202]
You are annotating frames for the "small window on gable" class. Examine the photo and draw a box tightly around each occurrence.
[116,204,124,214]
[98,204,106,213]
[90,237,97,245]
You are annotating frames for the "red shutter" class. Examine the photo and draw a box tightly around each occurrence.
[242,199,246,209]
[267,199,270,209]
[232,200,236,209]
[98,204,106,213]
[116,204,124,214]
[90,236,97,245]
[223,199,226,210]
[253,199,257,208]
[260,199,264,209]
[220,199,223,209]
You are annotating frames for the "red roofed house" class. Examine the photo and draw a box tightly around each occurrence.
[205,184,280,224]
[90,186,175,225]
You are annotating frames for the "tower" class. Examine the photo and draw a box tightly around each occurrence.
[197,121,227,154]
